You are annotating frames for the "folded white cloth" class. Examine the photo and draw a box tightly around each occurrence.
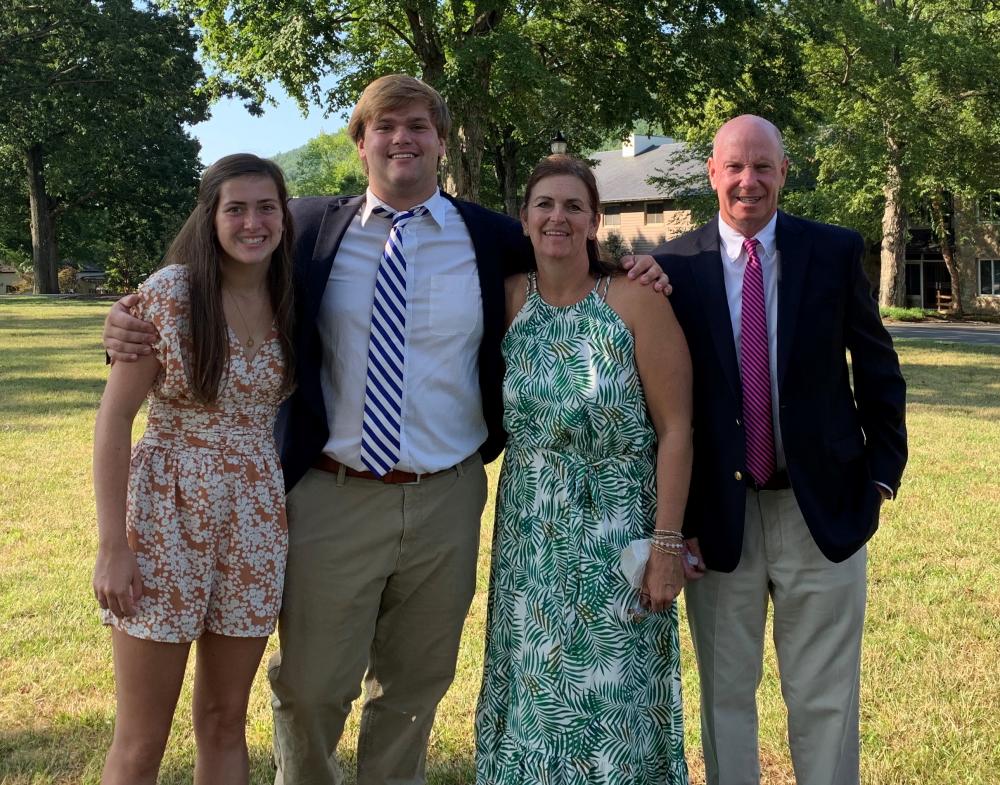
[620,539,651,590]
[620,538,699,589]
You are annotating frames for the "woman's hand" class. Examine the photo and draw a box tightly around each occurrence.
[93,544,144,618]
[640,550,685,613]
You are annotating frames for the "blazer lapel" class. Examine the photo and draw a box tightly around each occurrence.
[775,210,811,387]
[447,195,506,339]
[303,195,364,328]
[689,217,741,398]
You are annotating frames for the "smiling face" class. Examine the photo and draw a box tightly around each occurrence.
[708,115,788,238]
[357,101,446,210]
[214,175,283,271]
[521,174,600,264]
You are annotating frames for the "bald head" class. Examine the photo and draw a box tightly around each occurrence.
[713,115,784,159]
[707,115,788,237]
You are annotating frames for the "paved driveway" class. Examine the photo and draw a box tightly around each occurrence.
[886,322,1000,346]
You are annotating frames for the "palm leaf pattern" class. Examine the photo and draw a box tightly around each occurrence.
[476,275,689,784]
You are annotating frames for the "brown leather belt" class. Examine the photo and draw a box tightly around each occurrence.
[313,454,452,484]
[748,468,791,491]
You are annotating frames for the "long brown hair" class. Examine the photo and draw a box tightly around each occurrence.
[522,154,619,277]
[163,154,296,403]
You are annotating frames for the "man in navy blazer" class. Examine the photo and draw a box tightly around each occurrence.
[653,115,906,785]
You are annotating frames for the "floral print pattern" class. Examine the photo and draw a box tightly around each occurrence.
[101,264,288,643]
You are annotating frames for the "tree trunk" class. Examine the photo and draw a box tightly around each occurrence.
[930,191,963,316]
[495,130,521,218]
[879,138,907,308]
[25,144,60,294]
[444,107,487,202]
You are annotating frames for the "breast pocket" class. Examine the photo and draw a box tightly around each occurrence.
[428,274,482,336]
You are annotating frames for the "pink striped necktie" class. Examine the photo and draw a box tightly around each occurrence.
[741,237,775,486]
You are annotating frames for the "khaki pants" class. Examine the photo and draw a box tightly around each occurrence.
[269,454,487,785]
[685,488,867,785]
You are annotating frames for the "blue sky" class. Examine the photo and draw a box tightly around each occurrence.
[189,82,349,165]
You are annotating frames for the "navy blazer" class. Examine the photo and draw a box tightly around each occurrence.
[654,212,907,571]
[278,193,531,492]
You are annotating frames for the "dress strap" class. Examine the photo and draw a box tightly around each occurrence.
[596,275,611,301]
[527,271,538,295]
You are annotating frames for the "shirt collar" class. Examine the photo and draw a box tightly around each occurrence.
[718,211,778,263]
[360,187,446,229]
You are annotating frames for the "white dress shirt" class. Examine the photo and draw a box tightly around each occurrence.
[318,188,487,473]
[717,212,787,470]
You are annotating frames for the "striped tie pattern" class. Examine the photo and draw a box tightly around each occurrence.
[740,237,775,486]
[361,205,427,476]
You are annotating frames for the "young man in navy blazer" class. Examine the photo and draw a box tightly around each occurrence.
[653,115,907,785]
[103,74,667,785]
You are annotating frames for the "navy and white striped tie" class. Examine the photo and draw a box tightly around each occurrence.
[361,205,427,476]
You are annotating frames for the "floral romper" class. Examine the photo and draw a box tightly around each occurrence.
[101,264,288,643]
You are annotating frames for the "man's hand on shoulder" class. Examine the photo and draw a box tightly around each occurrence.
[622,255,672,296]
[104,294,157,363]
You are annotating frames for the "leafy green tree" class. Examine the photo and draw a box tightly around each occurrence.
[282,130,368,197]
[0,0,207,292]
[174,0,757,211]
[788,0,1000,307]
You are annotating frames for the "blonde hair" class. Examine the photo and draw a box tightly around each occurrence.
[347,74,451,145]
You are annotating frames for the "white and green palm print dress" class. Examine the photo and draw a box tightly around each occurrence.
[475,273,688,785]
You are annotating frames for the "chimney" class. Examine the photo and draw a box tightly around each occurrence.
[622,133,673,157]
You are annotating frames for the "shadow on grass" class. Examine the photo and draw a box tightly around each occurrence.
[0,313,108,331]
[0,722,471,785]
[892,339,1000,419]
[1,376,105,419]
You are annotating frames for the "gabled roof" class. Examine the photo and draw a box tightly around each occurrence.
[591,142,706,204]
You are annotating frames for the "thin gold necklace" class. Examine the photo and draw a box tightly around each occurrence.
[225,289,264,348]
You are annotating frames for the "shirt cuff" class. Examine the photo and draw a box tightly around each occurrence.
[874,481,894,500]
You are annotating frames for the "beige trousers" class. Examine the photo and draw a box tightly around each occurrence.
[685,488,867,785]
[269,454,487,785]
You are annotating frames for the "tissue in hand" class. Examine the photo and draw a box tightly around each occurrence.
[619,538,651,590]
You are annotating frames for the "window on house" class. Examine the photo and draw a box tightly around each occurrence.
[977,193,1000,223]
[603,204,621,226]
[645,202,664,224]
[980,260,1000,295]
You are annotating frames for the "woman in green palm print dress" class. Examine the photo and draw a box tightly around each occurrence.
[475,155,694,784]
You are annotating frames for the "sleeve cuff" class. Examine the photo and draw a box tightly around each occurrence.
[874,481,895,500]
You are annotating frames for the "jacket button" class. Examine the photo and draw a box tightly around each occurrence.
[734,471,743,481]
[736,418,742,426]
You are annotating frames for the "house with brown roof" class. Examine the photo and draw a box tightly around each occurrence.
[590,135,700,254]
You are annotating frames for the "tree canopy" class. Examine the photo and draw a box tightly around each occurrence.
[788,0,1000,306]
[0,0,208,292]
[175,0,760,213]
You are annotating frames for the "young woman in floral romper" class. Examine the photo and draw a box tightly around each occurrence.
[92,154,296,785]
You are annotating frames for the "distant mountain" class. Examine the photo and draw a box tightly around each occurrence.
[272,145,308,179]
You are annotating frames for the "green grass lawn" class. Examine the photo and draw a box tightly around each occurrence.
[1,297,998,784]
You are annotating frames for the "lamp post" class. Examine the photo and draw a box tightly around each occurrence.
[550,131,567,155]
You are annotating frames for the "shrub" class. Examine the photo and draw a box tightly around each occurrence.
[602,231,630,262]
[879,306,926,322]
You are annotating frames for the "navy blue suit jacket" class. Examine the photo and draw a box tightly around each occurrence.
[278,193,531,492]
[653,212,907,571]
